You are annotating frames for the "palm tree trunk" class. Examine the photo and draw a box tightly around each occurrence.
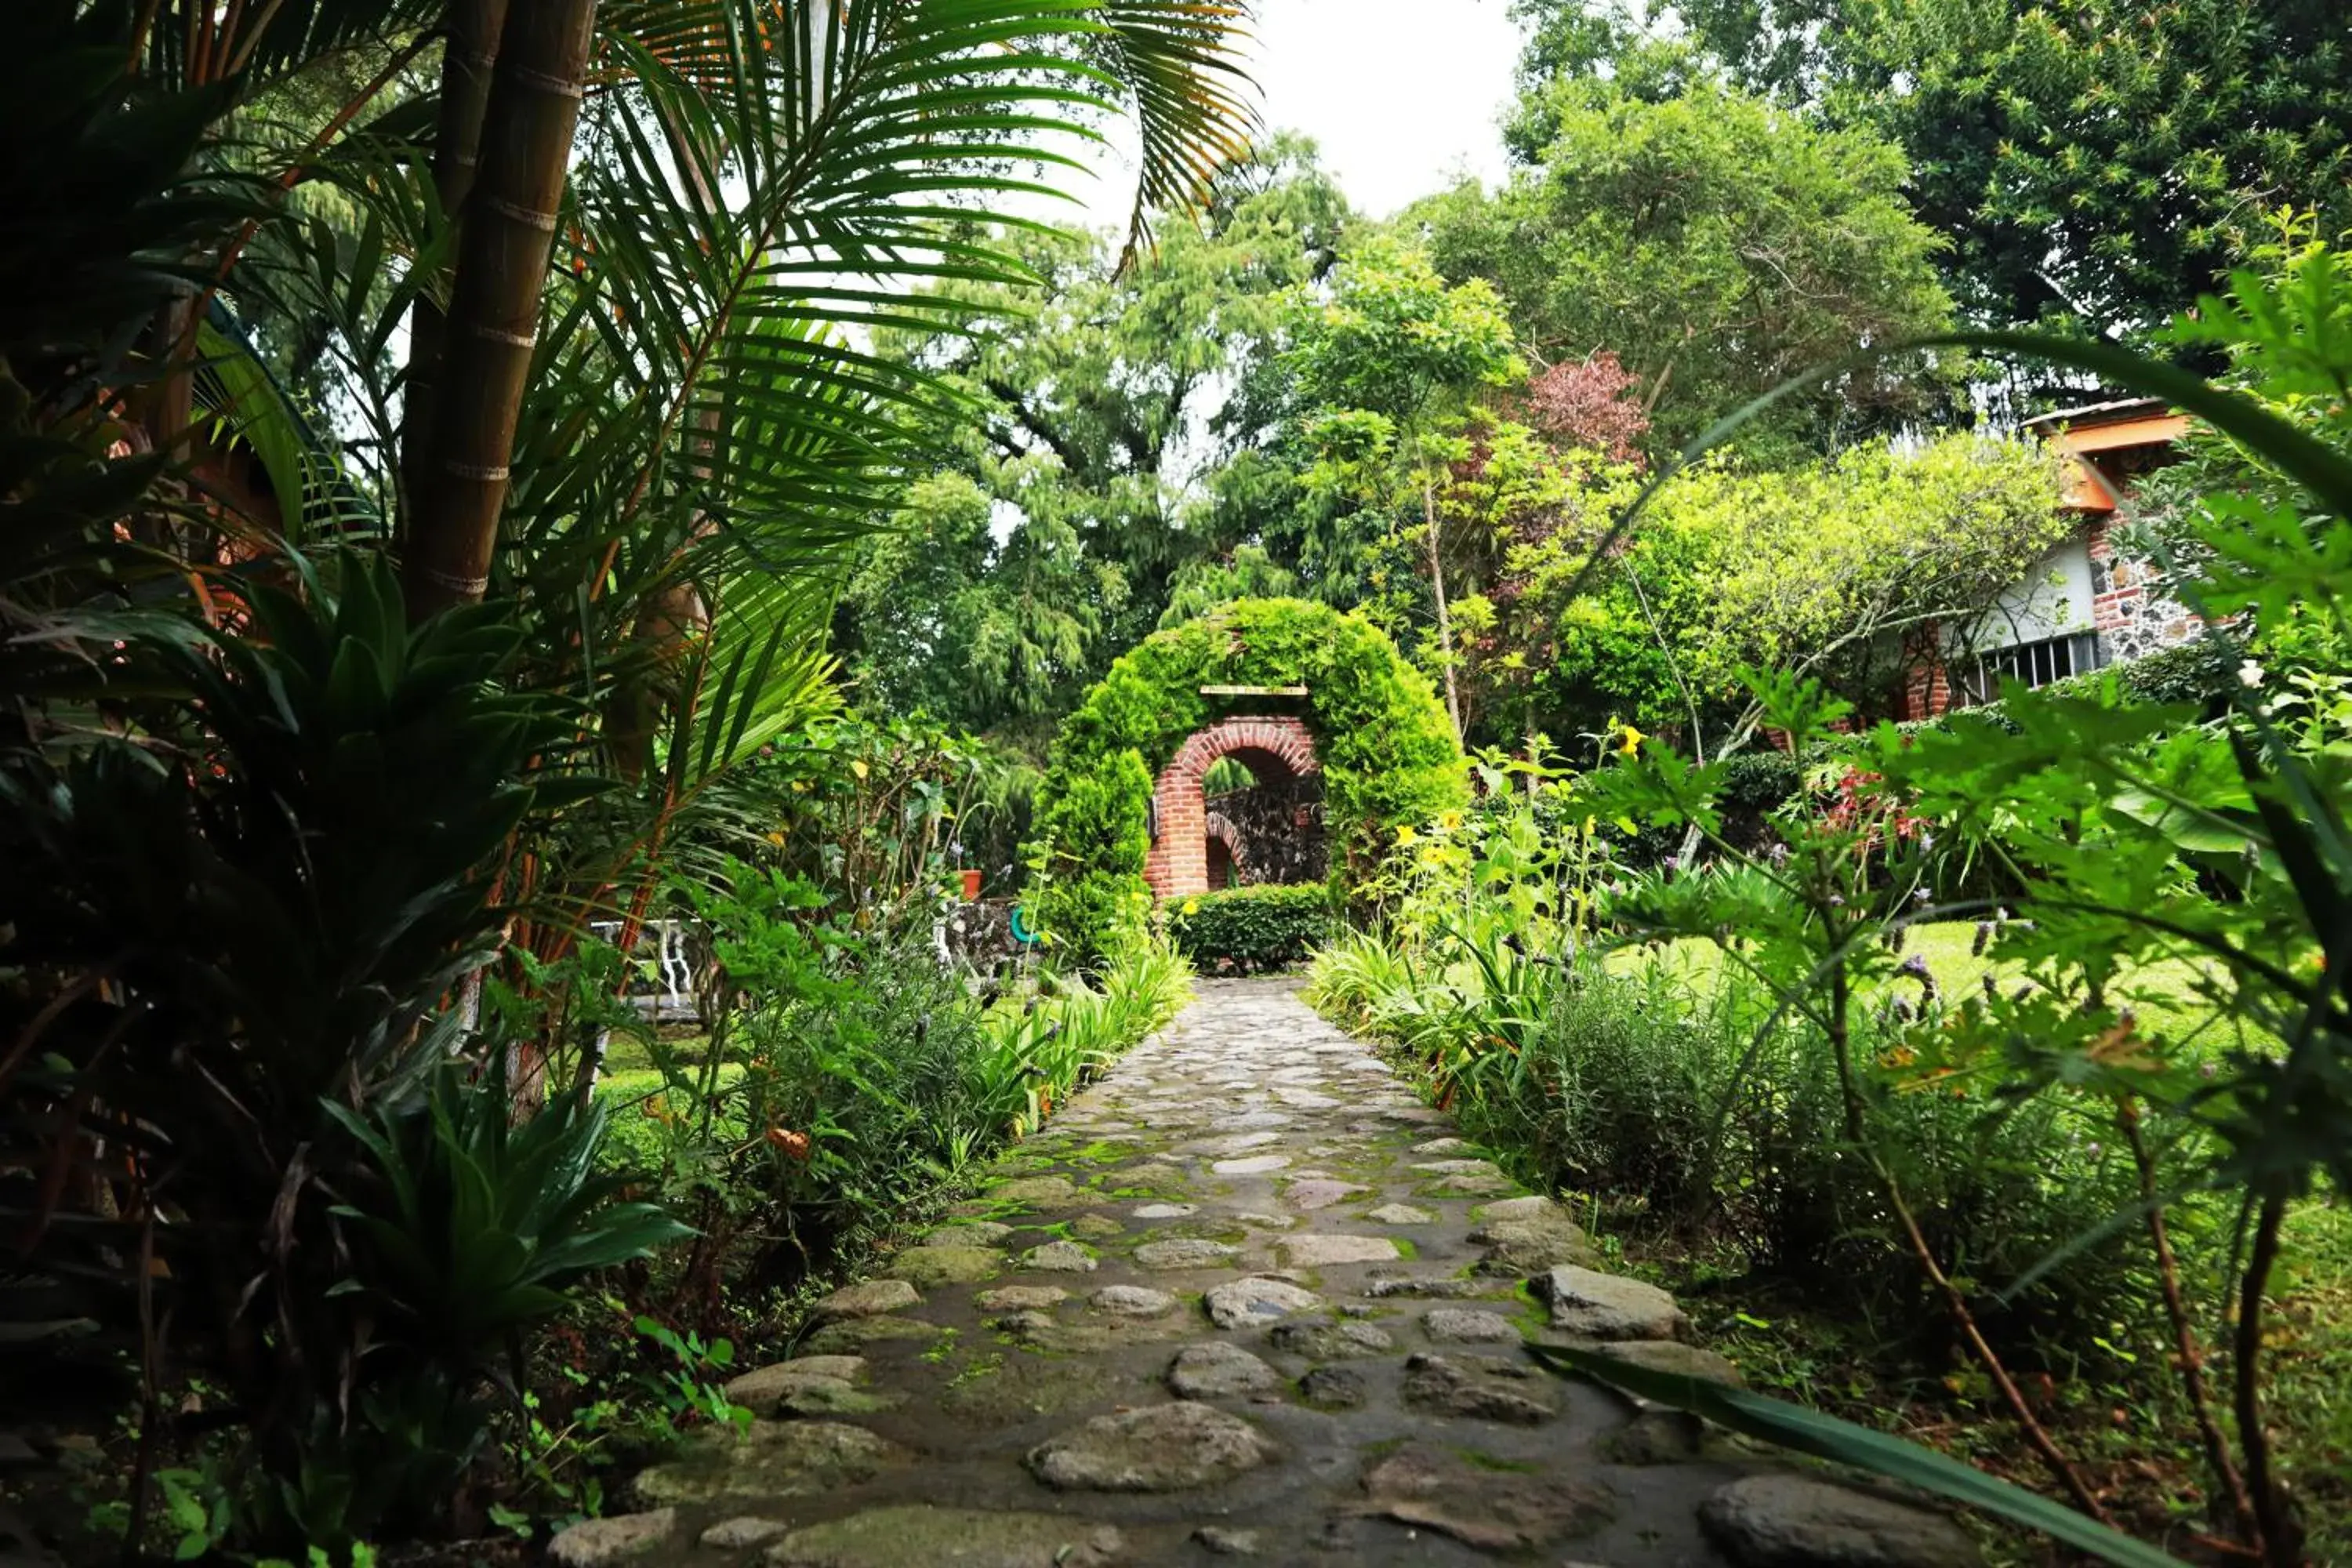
[405,0,597,620]
[398,0,512,530]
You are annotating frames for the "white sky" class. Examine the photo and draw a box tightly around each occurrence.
[1067,0,1524,227]
[1247,0,1522,217]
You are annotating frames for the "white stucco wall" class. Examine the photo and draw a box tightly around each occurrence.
[1969,530,2096,652]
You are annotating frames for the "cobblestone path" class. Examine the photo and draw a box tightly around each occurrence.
[555,980,1978,1568]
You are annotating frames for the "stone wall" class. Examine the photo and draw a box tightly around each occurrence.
[939,899,1019,968]
[1204,775,1327,888]
[2087,517,2201,662]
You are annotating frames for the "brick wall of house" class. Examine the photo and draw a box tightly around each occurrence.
[1144,716,1321,900]
[1901,622,1955,721]
[2087,517,2202,661]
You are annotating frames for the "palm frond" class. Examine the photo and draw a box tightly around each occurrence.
[1091,2,1260,262]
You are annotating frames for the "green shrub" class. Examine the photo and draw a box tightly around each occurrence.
[1033,598,1465,962]
[0,557,625,1551]
[2038,637,2236,709]
[1309,930,2172,1361]
[1029,750,1155,969]
[594,874,1192,1272]
[1166,884,1335,973]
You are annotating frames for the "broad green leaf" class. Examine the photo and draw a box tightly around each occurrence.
[1530,1345,2187,1568]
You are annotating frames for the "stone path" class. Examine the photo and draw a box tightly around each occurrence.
[555,980,1979,1568]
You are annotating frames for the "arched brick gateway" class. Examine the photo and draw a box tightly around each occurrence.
[1145,715,1319,899]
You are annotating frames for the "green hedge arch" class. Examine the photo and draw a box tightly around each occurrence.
[1033,599,1466,960]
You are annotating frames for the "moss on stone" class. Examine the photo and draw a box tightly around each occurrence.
[1457,1448,1542,1474]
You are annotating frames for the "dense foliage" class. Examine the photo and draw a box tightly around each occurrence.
[1032,598,1465,960]
[832,138,1352,740]
[1422,65,1958,453]
[9,0,2349,1559]
[1449,430,2069,746]
[0,0,1249,1555]
[1512,0,2352,347]
[591,878,1192,1298]
[1308,239,2352,1563]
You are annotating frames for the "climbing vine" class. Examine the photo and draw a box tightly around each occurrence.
[1033,599,1465,960]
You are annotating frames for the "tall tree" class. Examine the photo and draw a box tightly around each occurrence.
[1517,0,2352,340]
[1283,236,1524,736]
[835,136,1351,735]
[1502,432,2071,750]
[1416,65,1957,455]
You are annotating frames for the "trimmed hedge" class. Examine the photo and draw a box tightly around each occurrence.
[1033,599,1465,963]
[1166,884,1336,974]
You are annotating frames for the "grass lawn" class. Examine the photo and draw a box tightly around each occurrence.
[593,1058,747,1174]
[1613,920,2258,1053]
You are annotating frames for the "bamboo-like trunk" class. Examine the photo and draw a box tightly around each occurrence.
[1422,463,1461,739]
[399,0,512,531]
[2237,1187,2298,1566]
[405,0,597,620]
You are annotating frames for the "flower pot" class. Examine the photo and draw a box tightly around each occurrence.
[960,869,984,902]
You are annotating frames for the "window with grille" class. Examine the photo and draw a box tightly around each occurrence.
[1965,632,2101,704]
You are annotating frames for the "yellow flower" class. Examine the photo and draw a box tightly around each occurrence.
[765,830,787,847]
[1181,898,1200,916]
[1396,823,1420,846]
[1617,724,1644,757]
[1437,810,1464,832]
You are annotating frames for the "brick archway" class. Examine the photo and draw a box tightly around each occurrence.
[1145,716,1320,899]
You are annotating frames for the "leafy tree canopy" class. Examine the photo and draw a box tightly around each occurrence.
[1512,0,2352,341]
[1498,432,2073,749]
[833,136,1352,740]
[1417,64,1958,455]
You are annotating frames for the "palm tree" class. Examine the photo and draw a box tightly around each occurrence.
[114,0,1255,917]
[0,0,1259,1541]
